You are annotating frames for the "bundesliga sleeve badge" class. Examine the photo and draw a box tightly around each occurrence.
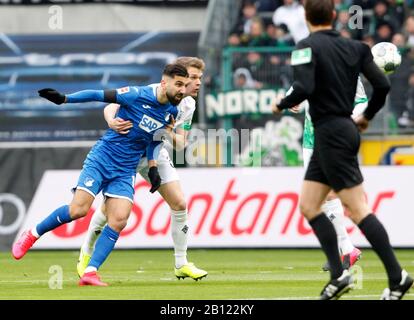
[117,87,130,95]
[291,47,312,66]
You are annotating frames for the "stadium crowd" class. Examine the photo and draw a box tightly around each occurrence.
[227,0,414,128]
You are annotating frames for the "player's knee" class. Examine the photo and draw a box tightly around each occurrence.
[69,204,89,219]
[299,201,319,219]
[108,215,128,232]
[170,199,187,212]
[344,205,369,224]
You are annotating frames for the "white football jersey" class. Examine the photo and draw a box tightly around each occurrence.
[299,77,367,117]
[286,77,368,150]
[149,83,196,131]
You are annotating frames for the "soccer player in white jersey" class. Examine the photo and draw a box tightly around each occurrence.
[77,57,207,281]
[293,77,367,270]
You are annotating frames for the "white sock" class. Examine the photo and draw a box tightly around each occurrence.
[171,209,189,268]
[31,227,40,238]
[322,198,355,255]
[81,207,107,256]
[84,266,97,274]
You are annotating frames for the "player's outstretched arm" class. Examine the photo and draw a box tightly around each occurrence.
[164,115,187,151]
[38,88,66,105]
[104,103,120,122]
[171,128,188,151]
[38,88,119,105]
[104,103,133,134]
[353,114,370,132]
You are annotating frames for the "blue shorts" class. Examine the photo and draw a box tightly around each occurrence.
[75,161,136,203]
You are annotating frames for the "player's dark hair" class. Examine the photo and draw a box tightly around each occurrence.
[162,63,189,78]
[305,0,335,26]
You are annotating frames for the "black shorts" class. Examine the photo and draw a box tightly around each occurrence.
[305,116,363,192]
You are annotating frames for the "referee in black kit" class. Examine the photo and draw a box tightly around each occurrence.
[273,0,413,300]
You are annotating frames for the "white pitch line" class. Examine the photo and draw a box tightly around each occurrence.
[0,279,76,284]
[0,277,136,284]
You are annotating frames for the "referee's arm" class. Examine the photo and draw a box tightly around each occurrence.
[360,59,391,121]
[276,42,316,111]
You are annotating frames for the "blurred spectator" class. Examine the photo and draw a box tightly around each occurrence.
[241,17,276,46]
[386,0,406,31]
[239,52,270,87]
[265,22,295,48]
[233,1,258,35]
[272,0,309,43]
[389,33,413,126]
[224,0,414,132]
[362,34,375,47]
[226,33,245,74]
[405,16,414,48]
[368,1,400,38]
[334,0,352,11]
[374,21,394,43]
[256,0,281,12]
[266,23,278,42]
[393,32,409,51]
[334,7,362,39]
[227,33,241,47]
[352,0,377,9]
[274,23,295,47]
[334,0,343,9]
[340,28,352,39]
[335,8,350,30]
[402,72,414,127]
[233,68,263,89]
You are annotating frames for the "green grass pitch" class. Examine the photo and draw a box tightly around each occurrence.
[1,249,413,300]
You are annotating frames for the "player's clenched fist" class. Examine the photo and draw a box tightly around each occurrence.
[38,88,66,105]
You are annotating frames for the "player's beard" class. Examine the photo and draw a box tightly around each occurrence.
[166,91,184,105]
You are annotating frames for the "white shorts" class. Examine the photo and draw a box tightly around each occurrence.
[303,147,314,171]
[137,148,179,185]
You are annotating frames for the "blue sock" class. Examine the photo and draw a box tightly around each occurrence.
[88,225,119,270]
[36,205,72,236]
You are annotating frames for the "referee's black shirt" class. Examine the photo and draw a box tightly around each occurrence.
[278,29,390,125]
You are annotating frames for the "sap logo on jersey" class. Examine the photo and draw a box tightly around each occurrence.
[139,114,163,133]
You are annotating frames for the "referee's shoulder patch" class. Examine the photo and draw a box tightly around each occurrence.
[291,47,312,66]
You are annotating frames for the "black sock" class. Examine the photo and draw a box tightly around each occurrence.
[309,213,343,279]
[358,214,402,287]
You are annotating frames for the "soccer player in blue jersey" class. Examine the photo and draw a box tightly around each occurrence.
[77,57,208,282]
[12,63,189,286]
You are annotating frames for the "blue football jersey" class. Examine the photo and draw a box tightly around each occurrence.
[86,85,178,172]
